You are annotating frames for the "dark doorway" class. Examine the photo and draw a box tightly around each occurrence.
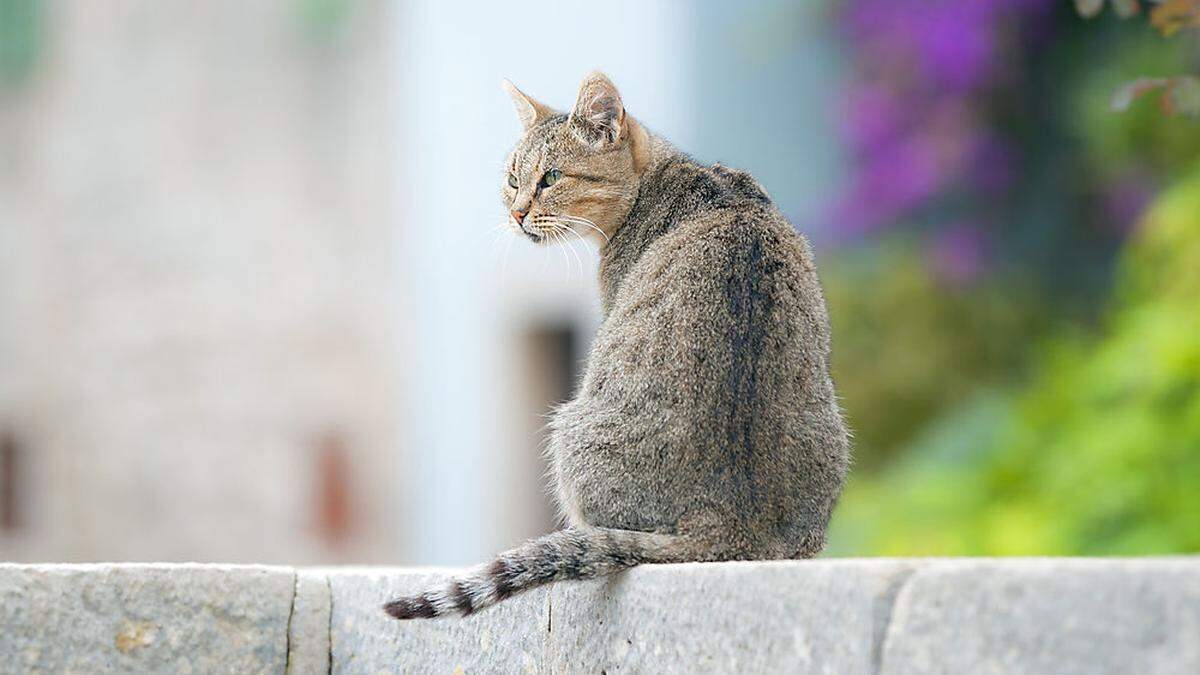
[521,322,582,533]
[1,430,21,532]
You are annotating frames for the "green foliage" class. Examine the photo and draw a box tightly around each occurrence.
[1074,28,1200,179]
[828,165,1200,556]
[1077,0,1200,117]
[1112,74,1200,117]
[822,243,1044,469]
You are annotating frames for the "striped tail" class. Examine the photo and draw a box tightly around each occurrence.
[383,527,683,620]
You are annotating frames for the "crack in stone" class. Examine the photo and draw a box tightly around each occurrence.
[282,570,334,674]
[325,574,334,675]
[284,569,299,674]
[871,566,916,675]
[544,585,555,670]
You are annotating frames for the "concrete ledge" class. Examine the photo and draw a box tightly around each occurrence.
[2,559,1198,673]
[0,563,296,673]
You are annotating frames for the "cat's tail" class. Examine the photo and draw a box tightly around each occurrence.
[382,527,685,620]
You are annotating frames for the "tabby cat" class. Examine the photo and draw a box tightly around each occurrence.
[385,72,850,620]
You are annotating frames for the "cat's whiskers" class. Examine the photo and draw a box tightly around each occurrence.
[532,213,609,245]
[489,221,523,272]
[545,221,583,279]
[557,222,590,277]
[535,217,590,279]
[557,220,592,250]
[557,214,610,244]
[537,224,553,273]
[550,227,573,282]
[486,221,511,251]
[497,223,517,276]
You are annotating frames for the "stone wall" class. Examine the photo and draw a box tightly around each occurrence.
[2,559,1198,673]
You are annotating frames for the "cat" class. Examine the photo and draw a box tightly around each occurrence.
[384,72,850,620]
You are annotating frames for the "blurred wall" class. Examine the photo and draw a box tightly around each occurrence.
[0,0,399,564]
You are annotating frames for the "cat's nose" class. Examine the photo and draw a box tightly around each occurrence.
[510,209,528,224]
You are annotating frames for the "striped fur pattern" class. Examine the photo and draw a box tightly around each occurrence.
[384,73,850,620]
[383,528,679,619]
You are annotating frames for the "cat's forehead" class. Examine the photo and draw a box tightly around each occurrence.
[510,116,574,170]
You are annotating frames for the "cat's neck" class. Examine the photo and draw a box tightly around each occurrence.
[595,140,777,316]
[595,140,698,315]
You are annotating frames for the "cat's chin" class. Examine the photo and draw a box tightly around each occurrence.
[505,223,543,243]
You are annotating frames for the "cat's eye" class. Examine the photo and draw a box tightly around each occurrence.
[507,173,519,189]
[540,169,562,188]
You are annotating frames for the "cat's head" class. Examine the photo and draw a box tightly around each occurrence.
[500,72,650,246]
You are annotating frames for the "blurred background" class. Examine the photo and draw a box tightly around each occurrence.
[0,0,1196,566]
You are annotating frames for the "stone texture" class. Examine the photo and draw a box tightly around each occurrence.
[323,559,1200,674]
[547,560,914,673]
[3,560,1199,674]
[0,563,295,674]
[288,570,333,674]
[327,568,551,674]
[880,558,1200,675]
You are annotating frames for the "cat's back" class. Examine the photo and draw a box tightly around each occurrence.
[578,160,846,555]
[607,159,828,337]
[598,157,838,428]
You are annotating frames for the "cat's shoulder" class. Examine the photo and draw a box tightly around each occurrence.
[646,158,773,213]
[668,204,814,275]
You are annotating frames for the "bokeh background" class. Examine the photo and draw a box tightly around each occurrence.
[0,0,1196,566]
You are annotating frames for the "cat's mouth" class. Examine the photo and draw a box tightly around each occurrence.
[517,221,544,243]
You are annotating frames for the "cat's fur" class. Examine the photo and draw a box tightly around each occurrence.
[384,72,850,620]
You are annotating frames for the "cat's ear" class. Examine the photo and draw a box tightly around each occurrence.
[569,71,625,148]
[502,79,555,131]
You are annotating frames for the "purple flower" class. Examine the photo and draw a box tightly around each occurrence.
[916,4,998,93]
[829,0,1048,261]
[841,85,907,155]
[832,133,946,236]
